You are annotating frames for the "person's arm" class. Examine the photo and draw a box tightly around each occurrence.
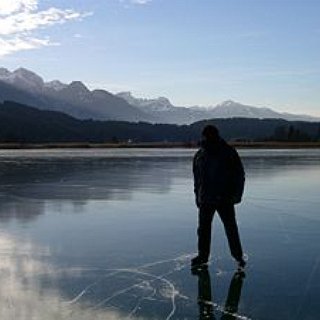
[193,150,202,207]
[230,148,245,204]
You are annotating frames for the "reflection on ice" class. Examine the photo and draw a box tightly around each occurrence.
[0,198,44,222]
[193,267,249,320]
[0,231,183,319]
[0,156,185,202]
[0,231,251,320]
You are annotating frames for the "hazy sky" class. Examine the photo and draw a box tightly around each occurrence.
[0,0,319,115]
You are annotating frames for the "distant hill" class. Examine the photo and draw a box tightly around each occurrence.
[1,67,319,124]
[1,101,319,143]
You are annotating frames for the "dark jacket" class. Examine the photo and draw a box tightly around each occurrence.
[193,138,245,207]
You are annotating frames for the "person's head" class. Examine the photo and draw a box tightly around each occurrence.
[202,125,220,143]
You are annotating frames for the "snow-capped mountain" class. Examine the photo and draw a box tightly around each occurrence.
[0,67,319,124]
[119,92,320,124]
[0,67,65,92]
[117,92,175,112]
[209,100,278,118]
[116,91,202,123]
[0,67,152,122]
[206,100,319,122]
[0,67,44,93]
[44,80,67,91]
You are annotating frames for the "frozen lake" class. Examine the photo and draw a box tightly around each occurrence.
[0,148,319,320]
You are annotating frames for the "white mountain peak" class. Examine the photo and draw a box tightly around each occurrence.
[221,99,235,105]
[0,67,44,92]
[44,80,67,91]
[117,91,174,112]
[68,81,90,93]
[14,67,44,84]
[216,100,241,107]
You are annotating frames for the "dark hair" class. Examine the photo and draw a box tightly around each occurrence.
[202,125,220,142]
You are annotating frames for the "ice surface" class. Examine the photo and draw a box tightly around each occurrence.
[0,148,320,319]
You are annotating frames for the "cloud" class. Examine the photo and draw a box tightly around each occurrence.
[119,0,152,6]
[0,0,37,15]
[130,0,152,4]
[0,233,133,320]
[0,8,91,36]
[0,1,91,57]
[0,36,54,57]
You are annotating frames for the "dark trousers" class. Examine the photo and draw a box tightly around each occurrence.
[197,203,243,261]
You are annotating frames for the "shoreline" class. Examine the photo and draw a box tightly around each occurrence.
[1,141,320,149]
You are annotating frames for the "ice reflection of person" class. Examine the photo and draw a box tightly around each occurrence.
[221,272,245,320]
[192,267,245,320]
[193,266,214,319]
[192,125,246,270]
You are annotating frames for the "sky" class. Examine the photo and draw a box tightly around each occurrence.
[0,0,319,116]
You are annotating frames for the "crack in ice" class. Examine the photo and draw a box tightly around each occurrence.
[65,253,192,319]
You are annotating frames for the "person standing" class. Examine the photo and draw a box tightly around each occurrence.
[192,125,246,270]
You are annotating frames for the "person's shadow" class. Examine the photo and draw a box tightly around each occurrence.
[192,266,245,320]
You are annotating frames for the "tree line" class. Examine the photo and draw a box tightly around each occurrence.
[1,101,319,143]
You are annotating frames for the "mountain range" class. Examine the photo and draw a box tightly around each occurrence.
[0,67,151,122]
[0,67,319,124]
[117,92,320,124]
